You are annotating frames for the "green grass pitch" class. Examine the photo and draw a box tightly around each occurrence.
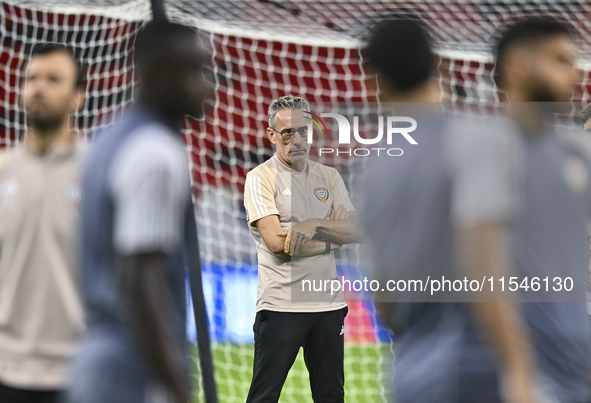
[193,343,392,402]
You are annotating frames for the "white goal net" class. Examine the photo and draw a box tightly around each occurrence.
[1,1,590,402]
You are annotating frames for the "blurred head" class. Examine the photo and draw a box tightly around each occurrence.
[134,22,207,120]
[22,43,85,133]
[495,17,577,103]
[363,16,434,100]
[582,104,591,133]
[267,95,310,169]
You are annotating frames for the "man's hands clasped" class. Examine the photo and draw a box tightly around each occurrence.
[284,205,347,256]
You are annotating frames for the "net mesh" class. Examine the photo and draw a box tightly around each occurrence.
[2,1,591,402]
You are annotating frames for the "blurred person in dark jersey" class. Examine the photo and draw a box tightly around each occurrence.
[67,22,207,403]
[362,15,591,403]
[0,43,86,403]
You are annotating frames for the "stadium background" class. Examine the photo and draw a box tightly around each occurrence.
[1,1,591,402]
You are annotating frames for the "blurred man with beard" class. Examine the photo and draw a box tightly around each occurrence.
[0,44,86,402]
[362,16,591,403]
[492,18,591,401]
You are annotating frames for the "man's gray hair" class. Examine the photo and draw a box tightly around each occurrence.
[268,95,310,127]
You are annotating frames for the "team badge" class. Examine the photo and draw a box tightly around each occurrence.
[313,187,329,202]
[561,156,588,196]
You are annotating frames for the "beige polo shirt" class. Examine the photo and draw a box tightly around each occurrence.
[244,154,353,313]
[0,141,86,389]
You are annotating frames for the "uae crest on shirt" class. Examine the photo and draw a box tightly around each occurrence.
[314,187,329,202]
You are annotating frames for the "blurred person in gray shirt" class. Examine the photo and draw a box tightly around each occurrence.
[67,23,208,403]
[361,16,591,403]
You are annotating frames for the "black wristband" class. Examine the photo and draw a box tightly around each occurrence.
[325,240,331,254]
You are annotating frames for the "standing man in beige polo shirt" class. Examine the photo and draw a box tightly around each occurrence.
[244,95,364,402]
[0,43,86,403]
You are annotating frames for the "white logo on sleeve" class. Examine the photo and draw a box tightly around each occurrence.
[340,325,344,336]
[282,188,291,196]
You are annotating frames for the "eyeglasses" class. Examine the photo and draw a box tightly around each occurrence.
[270,126,308,142]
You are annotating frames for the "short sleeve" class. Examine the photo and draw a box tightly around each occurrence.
[244,170,279,226]
[330,169,355,212]
[110,130,190,254]
[446,119,524,228]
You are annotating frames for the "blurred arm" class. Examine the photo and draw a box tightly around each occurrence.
[449,119,535,403]
[458,223,535,403]
[119,253,188,403]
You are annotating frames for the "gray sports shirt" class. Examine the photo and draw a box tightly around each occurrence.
[69,110,191,403]
[361,113,591,403]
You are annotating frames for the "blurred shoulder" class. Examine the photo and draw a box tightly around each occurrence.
[445,115,523,157]
[446,114,520,143]
[119,124,185,164]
